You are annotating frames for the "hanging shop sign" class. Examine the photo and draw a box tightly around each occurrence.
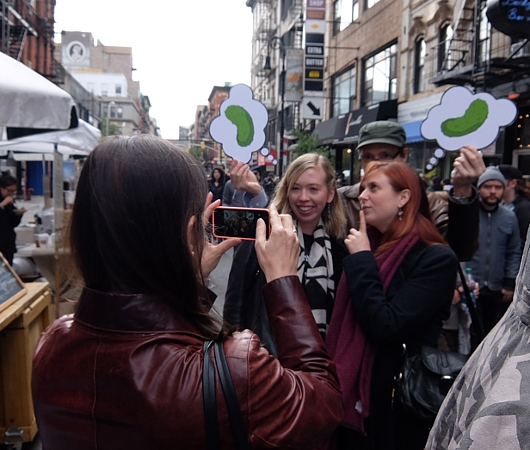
[285,48,304,103]
[487,0,530,39]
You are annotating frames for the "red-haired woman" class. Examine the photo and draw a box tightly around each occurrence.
[326,162,459,450]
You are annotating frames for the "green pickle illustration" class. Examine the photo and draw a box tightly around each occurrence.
[225,105,254,147]
[441,99,489,137]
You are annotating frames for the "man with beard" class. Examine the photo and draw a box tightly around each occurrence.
[468,166,521,334]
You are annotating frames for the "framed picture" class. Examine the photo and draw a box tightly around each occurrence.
[0,252,26,314]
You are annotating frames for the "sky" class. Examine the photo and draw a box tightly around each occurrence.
[54,1,253,139]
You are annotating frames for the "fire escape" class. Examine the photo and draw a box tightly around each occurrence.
[429,0,529,92]
[0,0,60,82]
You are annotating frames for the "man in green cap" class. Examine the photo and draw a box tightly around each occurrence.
[339,120,486,261]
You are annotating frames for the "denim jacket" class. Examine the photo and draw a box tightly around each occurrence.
[468,203,521,291]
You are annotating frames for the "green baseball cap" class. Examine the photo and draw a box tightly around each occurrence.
[357,121,406,150]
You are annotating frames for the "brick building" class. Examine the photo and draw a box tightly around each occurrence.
[247,0,530,181]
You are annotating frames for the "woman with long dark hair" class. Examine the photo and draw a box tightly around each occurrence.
[0,172,26,264]
[208,166,227,203]
[327,161,459,450]
[31,135,342,449]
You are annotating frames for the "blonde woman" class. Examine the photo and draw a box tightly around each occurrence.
[224,153,348,354]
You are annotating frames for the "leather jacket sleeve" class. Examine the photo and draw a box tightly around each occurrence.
[338,184,361,231]
[226,276,343,449]
[446,188,479,262]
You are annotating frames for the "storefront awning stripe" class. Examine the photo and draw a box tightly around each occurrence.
[402,120,424,144]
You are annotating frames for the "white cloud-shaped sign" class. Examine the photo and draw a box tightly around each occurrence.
[209,84,268,163]
[421,86,517,151]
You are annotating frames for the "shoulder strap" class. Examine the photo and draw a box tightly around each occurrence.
[203,340,220,450]
[202,340,250,450]
[214,341,250,450]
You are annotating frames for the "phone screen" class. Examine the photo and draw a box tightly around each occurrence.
[212,207,270,240]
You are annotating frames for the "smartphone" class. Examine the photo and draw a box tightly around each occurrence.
[212,207,270,240]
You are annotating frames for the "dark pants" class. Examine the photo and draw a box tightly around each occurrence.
[477,286,510,335]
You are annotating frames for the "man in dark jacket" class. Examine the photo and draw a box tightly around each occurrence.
[468,166,521,334]
[499,164,530,251]
[339,121,485,261]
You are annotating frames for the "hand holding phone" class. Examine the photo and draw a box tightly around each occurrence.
[200,193,241,278]
[212,206,270,240]
[255,205,299,282]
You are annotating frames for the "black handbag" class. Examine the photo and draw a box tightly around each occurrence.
[397,345,468,422]
[202,340,250,450]
[397,264,484,423]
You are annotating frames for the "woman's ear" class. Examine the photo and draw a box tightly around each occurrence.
[187,215,197,253]
[398,189,411,208]
[327,187,336,204]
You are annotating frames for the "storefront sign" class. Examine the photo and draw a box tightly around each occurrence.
[303,0,325,120]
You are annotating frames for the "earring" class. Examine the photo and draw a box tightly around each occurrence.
[397,207,403,221]
[327,203,332,222]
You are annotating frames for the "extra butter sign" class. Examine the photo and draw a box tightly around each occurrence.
[487,0,530,39]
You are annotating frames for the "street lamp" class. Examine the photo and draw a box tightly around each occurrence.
[106,101,116,136]
[264,36,286,179]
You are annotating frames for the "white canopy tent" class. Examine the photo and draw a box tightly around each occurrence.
[0,52,83,317]
[0,119,100,214]
[0,119,101,157]
[0,51,77,132]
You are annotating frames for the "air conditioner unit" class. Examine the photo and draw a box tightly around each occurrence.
[511,42,530,58]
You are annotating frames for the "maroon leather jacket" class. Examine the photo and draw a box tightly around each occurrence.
[32,276,343,449]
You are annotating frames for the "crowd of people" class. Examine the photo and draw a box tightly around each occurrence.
[27,120,530,450]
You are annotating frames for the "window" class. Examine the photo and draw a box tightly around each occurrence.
[438,23,453,70]
[414,38,426,94]
[281,0,294,19]
[110,106,116,118]
[101,83,108,96]
[366,0,380,9]
[362,43,397,106]
[332,66,356,117]
[477,3,490,66]
[117,107,123,119]
[115,84,122,95]
[333,0,359,35]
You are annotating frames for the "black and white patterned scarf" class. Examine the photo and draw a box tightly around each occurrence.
[296,219,335,338]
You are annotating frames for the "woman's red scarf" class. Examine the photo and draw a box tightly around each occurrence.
[326,231,419,434]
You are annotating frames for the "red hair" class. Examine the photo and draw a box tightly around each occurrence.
[362,162,446,256]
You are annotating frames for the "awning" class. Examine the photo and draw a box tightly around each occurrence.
[402,120,424,144]
[10,152,70,161]
[314,115,348,145]
[315,99,398,146]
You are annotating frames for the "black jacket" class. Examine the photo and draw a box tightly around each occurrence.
[0,196,22,263]
[224,237,348,355]
[343,241,459,449]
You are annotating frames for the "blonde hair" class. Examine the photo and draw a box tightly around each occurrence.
[273,153,346,238]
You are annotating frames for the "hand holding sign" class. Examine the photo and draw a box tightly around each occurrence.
[421,86,517,152]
